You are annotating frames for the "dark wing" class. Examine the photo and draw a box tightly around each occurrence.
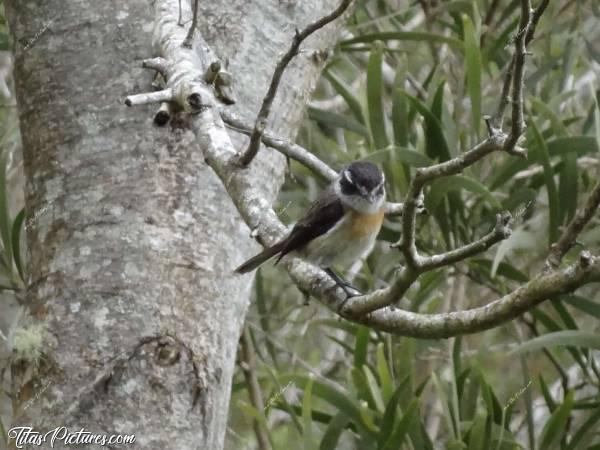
[276,185,345,263]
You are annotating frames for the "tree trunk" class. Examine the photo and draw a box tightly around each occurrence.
[5,0,342,448]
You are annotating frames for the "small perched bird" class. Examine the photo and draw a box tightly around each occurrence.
[235,161,386,295]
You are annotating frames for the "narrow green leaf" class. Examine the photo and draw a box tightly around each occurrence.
[538,391,575,450]
[363,365,385,413]
[308,106,370,138]
[381,399,418,450]
[547,136,599,156]
[401,91,451,161]
[551,299,578,330]
[531,97,570,136]
[529,118,560,245]
[376,343,393,402]
[462,15,482,136]
[340,31,464,50]
[354,326,370,368]
[391,67,410,193]
[565,407,600,450]
[367,42,389,150]
[320,413,351,450]
[432,373,459,439]
[237,401,269,428]
[559,152,578,224]
[538,374,556,412]
[469,414,492,450]
[0,155,12,273]
[562,295,600,320]
[479,369,504,425]
[377,376,411,449]
[11,208,25,282]
[392,147,434,167]
[282,375,374,435]
[511,331,600,355]
[392,70,409,147]
[427,175,502,211]
[593,86,600,150]
[431,80,445,122]
[470,258,529,283]
[302,376,314,449]
[352,367,374,410]
[324,70,366,125]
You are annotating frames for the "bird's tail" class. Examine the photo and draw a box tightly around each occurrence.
[234,242,285,274]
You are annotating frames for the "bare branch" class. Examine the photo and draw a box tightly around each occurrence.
[493,0,549,132]
[398,134,507,268]
[238,0,354,166]
[221,110,406,215]
[182,0,199,48]
[480,0,501,46]
[125,88,174,107]
[350,254,600,338]
[419,211,512,271]
[502,0,532,156]
[547,180,600,268]
[222,111,337,180]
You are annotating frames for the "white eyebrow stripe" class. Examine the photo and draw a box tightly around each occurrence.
[343,169,353,185]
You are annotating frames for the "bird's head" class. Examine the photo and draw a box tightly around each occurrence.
[335,161,385,214]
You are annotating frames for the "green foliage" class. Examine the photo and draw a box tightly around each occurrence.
[229,0,600,448]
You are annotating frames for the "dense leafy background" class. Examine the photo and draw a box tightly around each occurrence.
[227,0,600,449]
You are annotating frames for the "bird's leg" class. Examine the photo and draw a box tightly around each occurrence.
[324,268,362,297]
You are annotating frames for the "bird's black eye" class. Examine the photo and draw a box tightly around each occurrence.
[340,176,358,196]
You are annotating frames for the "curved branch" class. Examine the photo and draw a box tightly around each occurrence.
[221,111,406,215]
[351,255,600,338]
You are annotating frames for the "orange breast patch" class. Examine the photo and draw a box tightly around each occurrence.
[350,208,385,237]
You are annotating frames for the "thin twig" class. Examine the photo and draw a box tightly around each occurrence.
[480,0,501,47]
[239,327,271,450]
[222,110,406,215]
[502,0,532,155]
[398,134,507,269]
[493,0,549,131]
[419,212,512,271]
[547,180,600,268]
[223,111,336,180]
[182,0,199,48]
[238,0,354,166]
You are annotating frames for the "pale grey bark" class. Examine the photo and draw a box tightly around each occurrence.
[4,0,343,449]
